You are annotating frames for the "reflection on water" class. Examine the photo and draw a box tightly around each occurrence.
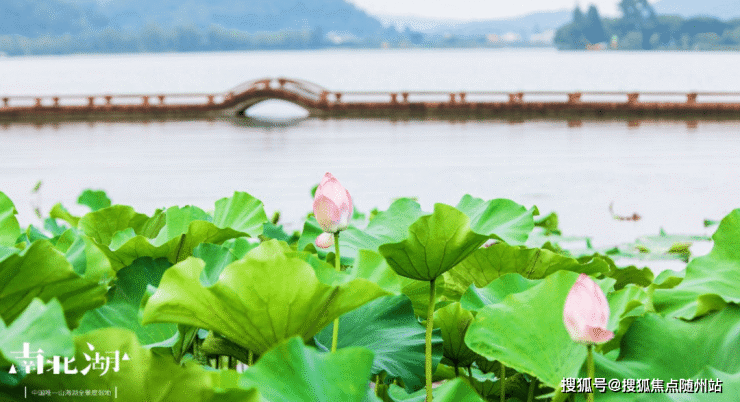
[244,99,310,122]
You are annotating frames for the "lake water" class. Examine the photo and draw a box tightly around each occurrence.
[2,48,740,272]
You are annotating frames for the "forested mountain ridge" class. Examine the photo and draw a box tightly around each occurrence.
[0,0,109,36]
[653,0,740,19]
[555,0,740,50]
[1,0,385,37]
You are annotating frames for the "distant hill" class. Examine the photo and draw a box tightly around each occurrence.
[653,0,740,19]
[0,0,109,36]
[377,10,571,36]
[1,0,385,37]
[71,0,384,36]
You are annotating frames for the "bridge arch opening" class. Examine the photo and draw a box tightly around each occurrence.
[243,99,310,121]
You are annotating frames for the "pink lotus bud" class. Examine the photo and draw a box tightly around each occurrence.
[563,274,614,344]
[315,232,334,249]
[312,172,353,233]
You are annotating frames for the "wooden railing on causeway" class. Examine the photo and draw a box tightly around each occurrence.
[2,77,740,120]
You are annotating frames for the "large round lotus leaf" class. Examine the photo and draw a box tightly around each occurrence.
[455,195,537,245]
[433,302,477,368]
[4,328,222,402]
[0,192,21,248]
[588,306,740,402]
[239,337,374,402]
[464,271,615,389]
[211,192,268,237]
[379,204,489,281]
[298,198,425,265]
[315,294,443,393]
[141,240,390,355]
[653,209,740,320]
[387,378,485,402]
[0,240,108,329]
[446,242,610,296]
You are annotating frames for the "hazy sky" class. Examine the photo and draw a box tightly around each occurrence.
[347,0,660,20]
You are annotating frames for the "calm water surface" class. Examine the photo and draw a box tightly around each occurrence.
[2,49,740,272]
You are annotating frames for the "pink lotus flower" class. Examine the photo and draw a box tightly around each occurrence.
[315,232,334,249]
[313,172,353,234]
[563,274,614,344]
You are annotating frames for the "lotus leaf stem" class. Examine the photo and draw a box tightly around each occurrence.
[587,344,595,402]
[527,377,537,402]
[331,232,341,353]
[425,277,437,402]
[500,363,506,402]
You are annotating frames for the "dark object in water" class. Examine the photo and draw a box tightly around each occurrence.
[609,202,641,221]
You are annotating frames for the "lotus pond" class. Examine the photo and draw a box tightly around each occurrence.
[0,183,737,402]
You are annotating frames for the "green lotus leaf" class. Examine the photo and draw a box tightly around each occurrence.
[208,388,261,402]
[387,378,485,402]
[74,258,176,346]
[262,222,299,244]
[0,240,108,328]
[151,205,213,244]
[460,273,539,312]
[599,284,652,354]
[348,250,410,295]
[0,299,74,368]
[606,264,655,290]
[380,204,489,281]
[77,193,267,270]
[464,271,614,389]
[6,328,219,402]
[653,209,740,319]
[77,189,112,211]
[0,192,21,248]
[465,369,532,402]
[103,220,251,270]
[192,238,259,286]
[49,203,81,228]
[434,302,477,368]
[400,278,447,319]
[27,224,52,243]
[348,250,446,319]
[446,242,610,296]
[78,205,151,246]
[315,295,443,393]
[589,306,740,402]
[238,337,373,402]
[212,191,269,238]
[0,246,18,263]
[666,367,740,402]
[455,195,537,245]
[53,229,115,280]
[298,198,425,264]
[141,240,390,354]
